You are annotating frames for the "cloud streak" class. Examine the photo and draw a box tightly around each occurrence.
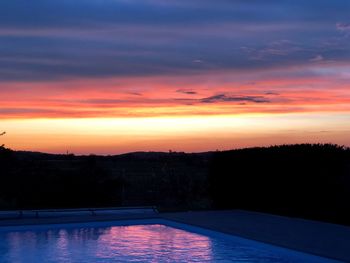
[200,94,270,104]
[176,89,197,95]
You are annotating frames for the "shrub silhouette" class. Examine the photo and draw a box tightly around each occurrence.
[209,144,350,225]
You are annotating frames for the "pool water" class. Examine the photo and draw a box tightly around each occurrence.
[0,220,337,263]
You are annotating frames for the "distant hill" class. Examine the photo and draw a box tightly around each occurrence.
[1,144,350,225]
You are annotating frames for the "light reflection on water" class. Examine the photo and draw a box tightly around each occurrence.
[0,225,213,263]
[0,224,331,263]
[95,225,213,262]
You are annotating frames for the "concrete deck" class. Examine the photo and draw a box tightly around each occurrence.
[162,210,350,262]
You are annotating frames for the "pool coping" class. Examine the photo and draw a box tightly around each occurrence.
[0,213,161,227]
[0,206,159,226]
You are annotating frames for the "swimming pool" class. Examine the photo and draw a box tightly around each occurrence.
[0,219,339,262]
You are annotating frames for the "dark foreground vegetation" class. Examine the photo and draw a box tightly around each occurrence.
[0,143,350,225]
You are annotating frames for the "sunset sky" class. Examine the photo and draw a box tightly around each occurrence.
[1,0,350,154]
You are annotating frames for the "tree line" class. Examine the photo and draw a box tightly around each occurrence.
[0,143,349,225]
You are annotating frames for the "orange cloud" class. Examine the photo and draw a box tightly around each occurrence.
[1,70,349,119]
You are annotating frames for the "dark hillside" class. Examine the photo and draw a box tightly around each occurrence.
[1,144,350,225]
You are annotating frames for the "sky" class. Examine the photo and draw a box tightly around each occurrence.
[1,0,350,154]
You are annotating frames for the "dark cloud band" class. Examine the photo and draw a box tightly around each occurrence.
[0,0,349,81]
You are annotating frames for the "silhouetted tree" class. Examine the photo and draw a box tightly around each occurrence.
[0,131,5,148]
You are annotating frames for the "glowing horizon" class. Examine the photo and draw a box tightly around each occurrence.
[2,112,350,155]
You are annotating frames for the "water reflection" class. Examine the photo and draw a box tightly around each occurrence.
[96,225,213,262]
[0,225,213,263]
[0,224,327,263]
